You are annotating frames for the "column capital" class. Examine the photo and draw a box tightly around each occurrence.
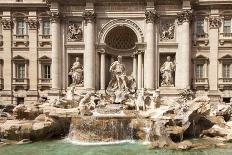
[1,18,13,30]
[82,11,96,24]
[177,9,193,25]
[98,49,106,54]
[50,12,61,23]
[136,50,145,55]
[145,10,159,23]
[27,18,39,30]
[209,16,221,29]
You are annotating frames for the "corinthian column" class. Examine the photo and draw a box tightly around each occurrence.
[175,10,192,89]
[99,50,106,90]
[137,50,144,89]
[83,11,96,91]
[51,12,61,91]
[144,10,159,90]
[209,16,221,91]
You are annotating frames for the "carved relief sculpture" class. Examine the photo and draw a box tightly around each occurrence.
[67,23,83,41]
[160,56,175,87]
[1,19,12,29]
[160,19,175,41]
[69,57,84,87]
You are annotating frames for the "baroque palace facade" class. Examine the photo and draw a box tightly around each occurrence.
[0,0,232,104]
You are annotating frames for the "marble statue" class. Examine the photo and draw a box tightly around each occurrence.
[69,57,84,87]
[135,90,145,111]
[106,55,136,103]
[68,23,83,41]
[150,89,161,109]
[160,56,175,87]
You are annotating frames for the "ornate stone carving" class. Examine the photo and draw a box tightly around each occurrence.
[106,55,136,103]
[82,11,96,23]
[50,12,60,23]
[160,19,175,41]
[160,56,176,87]
[27,19,39,29]
[177,10,192,25]
[1,19,12,30]
[68,57,84,87]
[67,23,83,41]
[98,19,144,44]
[209,16,221,29]
[145,10,159,23]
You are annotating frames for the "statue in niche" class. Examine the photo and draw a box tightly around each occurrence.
[160,21,175,41]
[68,23,83,41]
[106,55,136,103]
[69,57,84,87]
[160,56,175,87]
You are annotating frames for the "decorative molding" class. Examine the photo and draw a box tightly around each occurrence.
[209,16,221,29]
[98,19,144,44]
[82,11,96,23]
[1,19,13,30]
[27,19,39,29]
[145,10,159,23]
[177,9,193,25]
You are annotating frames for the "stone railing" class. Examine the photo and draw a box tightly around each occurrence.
[196,33,209,39]
[193,78,209,90]
[38,34,51,47]
[218,78,232,90]
[194,33,209,46]
[12,78,29,90]
[0,77,3,90]
[13,34,29,47]
[38,78,52,90]
[219,33,232,45]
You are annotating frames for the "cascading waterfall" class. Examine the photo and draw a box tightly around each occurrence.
[143,120,152,144]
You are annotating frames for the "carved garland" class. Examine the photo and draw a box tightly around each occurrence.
[1,19,13,30]
[209,16,221,29]
[27,19,39,29]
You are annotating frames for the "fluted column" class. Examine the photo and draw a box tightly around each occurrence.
[83,11,96,91]
[209,16,221,91]
[176,10,192,89]
[137,51,143,89]
[99,50,106,90]
[144,10,159,90]
[51,12,61,91]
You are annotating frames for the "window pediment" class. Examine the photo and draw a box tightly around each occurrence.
[193,55,209,63]
[219,54,232,63]
[12,55,29,64]
[38,56,52,63]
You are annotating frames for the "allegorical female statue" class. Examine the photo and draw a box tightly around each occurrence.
[69,57,84,87]
[160,56,175,87]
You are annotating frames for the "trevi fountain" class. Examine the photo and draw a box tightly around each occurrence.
[0,55,232,155]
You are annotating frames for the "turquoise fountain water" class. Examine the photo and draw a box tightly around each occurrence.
[0,139,232,155]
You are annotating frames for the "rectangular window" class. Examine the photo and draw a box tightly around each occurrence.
[42,64,51,79]
[196,19,204,34]
[223,64,230,78]
[16,20,26,35]
[223,19,231,33]
[16,64,25,79]
[43,21,50,35]
[196,64,204,79]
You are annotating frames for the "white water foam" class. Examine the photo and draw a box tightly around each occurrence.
[64,138,136,146]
